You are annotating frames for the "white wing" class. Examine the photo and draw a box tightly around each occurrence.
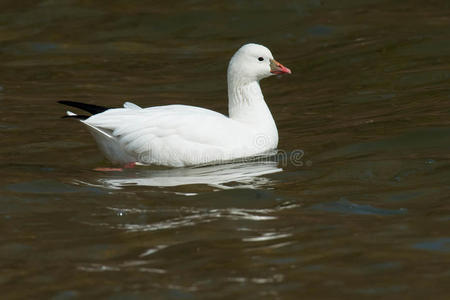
[83,103,259,166]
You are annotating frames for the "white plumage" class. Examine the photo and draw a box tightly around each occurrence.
[64,43,291,167]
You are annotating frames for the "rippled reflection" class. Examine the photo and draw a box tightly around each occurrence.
[88,161,282,190]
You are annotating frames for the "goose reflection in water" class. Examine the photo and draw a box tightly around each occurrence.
[90,161,282,191]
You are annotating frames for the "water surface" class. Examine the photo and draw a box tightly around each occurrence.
[1,0,449,299]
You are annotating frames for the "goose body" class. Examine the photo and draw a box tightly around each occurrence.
[60,43,291,167]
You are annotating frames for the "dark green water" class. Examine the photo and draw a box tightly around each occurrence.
[1,1,449,299]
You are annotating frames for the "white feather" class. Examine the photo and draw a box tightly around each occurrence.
[123,101,142,110]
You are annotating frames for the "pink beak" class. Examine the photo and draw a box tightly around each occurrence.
[270,59,292,75]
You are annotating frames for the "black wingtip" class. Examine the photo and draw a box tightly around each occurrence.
[58,100,110,115]
[61,115,90,120]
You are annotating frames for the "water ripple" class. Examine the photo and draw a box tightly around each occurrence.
[310,198,407,216]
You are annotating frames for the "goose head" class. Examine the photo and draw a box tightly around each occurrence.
[227,43,291,83]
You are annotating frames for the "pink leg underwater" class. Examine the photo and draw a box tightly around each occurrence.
[94,162,136,172]
[124,162,136,168]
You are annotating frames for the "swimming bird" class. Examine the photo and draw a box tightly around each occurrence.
[59,43,291,167]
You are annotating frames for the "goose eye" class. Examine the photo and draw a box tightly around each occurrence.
[258,57,264,61]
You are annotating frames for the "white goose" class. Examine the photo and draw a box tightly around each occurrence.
[59,43,291,167]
